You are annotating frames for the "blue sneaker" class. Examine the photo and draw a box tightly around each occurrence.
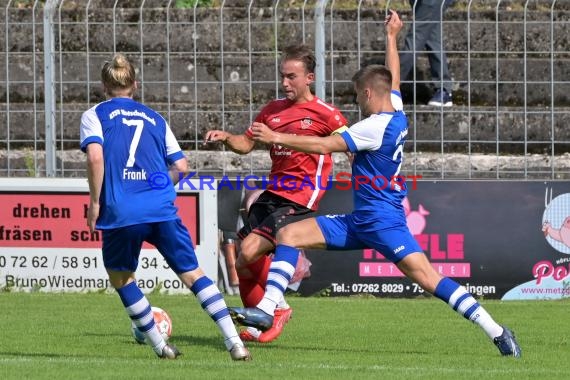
[493,326,521,358]
[428,88,453,107]
[229,307,273,332]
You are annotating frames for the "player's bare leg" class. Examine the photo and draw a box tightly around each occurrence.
[231,218,325,333]
[394,252,442,293]
[235,233,274,306]
[397,253,521,357]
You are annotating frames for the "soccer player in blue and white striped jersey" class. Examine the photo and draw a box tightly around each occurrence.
[80,53,251,361]
[235,10,521,358]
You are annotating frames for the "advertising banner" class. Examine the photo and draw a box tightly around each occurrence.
[219,180,570,300]
[0,178,218,293]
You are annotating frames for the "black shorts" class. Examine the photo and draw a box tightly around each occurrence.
[237,191,313,245]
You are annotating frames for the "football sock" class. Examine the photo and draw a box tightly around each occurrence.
[245,326,262,339]
[277,298,290,309]
[434,277,504,339]
[117,281,166,354]
[191,276,241,350]
[238,277,265,307]
[238,255,271,307]
[257,244,299,316]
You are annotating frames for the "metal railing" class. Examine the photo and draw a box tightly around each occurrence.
[0,0,568,178]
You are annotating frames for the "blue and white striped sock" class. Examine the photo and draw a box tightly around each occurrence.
[191,276,240,350]
[434,277,503,339]
[257,244,299,316]
[117,281,166,354]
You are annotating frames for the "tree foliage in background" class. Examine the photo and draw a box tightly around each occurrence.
[175,0,213,8]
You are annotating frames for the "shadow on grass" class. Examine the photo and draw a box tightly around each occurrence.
[0,351,67,358]
[82,330,235,353]
[171,334,227,351]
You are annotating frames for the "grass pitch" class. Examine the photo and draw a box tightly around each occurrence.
[0,293,567,380]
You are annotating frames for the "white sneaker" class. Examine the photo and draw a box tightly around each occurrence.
[157,343,181,359]
[229,343,252,361]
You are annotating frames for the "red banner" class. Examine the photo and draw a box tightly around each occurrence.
[0,192,198,248]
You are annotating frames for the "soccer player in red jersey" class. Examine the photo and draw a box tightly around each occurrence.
[205,44,348,343]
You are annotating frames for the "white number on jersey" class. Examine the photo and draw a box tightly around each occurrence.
[123,118,144,167]
[392,143,404,178]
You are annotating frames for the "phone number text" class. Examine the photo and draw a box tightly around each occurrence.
[331,282,425,294]
[0,255,98,269]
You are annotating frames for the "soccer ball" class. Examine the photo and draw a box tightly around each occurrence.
[131,306,173,344]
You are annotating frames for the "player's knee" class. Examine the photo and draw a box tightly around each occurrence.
[234,252,248,271]
[177,267,205,288]
[238,241,256,262]
[236,243,265,269]
[234,249,263,278]
[107,271,135,289]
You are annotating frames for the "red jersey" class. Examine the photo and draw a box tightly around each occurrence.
[245,96,347,210]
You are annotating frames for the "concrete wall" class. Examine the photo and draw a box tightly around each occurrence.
[0,2,568,177]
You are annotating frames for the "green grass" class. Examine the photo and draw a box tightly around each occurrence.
[0,293,567,379]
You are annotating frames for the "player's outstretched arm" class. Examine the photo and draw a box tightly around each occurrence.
[86,143,104,233]
[204,130,255,154]
[251,122,347,154]
[385,10,403,92]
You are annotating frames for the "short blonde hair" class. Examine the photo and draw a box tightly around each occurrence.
[101,53,136,96]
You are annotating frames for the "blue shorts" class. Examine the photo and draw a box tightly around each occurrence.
[315,213,422,263]
[102,219,199,274]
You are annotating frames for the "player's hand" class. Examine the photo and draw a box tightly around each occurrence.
[250,122,278,144]
[87,203,99,233]
[385,9,403,37]
[204,130,230,144]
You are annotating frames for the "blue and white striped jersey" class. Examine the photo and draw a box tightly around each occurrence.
[339,91,408,214]
[80,97,184,229]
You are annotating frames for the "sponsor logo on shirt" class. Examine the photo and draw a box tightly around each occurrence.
[301,118,312,129]
[272,144,292,156]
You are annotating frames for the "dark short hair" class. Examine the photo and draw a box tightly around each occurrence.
[280,44,316,74]
[351,65,392,96]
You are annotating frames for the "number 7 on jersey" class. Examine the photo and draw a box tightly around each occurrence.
[122,118,144,167]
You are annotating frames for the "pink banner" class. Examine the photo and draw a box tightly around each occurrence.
[359,262,471,278]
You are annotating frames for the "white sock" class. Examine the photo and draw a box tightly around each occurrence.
[150,334,167,355]
[450,287,504,340]
[246,327,262,338]
[471,308,504,340]
[257,297,278,316]
[257,253,296,315]
[117,283,166,354]
[190,276,241,350]
[277,296,289,309]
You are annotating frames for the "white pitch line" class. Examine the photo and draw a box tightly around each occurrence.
[0,356,565,376]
